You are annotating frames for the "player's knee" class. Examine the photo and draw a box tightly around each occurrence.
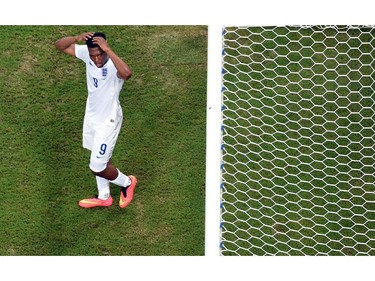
[90,168,103,176]
[89,158,107,175]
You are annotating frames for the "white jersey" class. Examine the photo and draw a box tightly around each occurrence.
[75,44,125,126]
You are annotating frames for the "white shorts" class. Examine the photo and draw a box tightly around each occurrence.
[83,113,123,173]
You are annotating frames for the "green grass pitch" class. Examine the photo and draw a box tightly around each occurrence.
[0,25,207,255]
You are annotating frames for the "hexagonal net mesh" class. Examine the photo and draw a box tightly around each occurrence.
[221,25,375,255]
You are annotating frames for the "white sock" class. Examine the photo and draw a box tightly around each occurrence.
[110,169,131,187]
[96,176,110,200]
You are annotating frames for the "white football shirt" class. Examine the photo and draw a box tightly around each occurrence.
[75,44,125,126]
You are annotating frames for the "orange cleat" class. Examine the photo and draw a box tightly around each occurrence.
[78,196,113,208]
[119,175,137,208]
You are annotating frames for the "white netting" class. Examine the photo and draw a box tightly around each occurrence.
[221,25,375,255]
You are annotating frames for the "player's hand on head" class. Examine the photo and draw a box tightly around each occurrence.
[77,32,95,42]
[92,36,110,52]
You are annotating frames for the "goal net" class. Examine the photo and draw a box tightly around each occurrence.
[220,25,375,255]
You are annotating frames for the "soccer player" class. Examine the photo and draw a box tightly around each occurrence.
[55,32,137,209]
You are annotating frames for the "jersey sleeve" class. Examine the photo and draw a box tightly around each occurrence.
[75,44,89,62]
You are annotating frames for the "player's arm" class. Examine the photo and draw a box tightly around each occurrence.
[92,36,132,80]
[55,32,94,56]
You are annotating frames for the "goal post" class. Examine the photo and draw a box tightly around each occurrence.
[205,24,224,256]
[208,25,375,256]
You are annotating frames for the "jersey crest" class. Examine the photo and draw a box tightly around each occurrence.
[102,68,108,77]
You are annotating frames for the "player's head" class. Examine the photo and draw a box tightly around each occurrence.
[86,32,107,48]
[87,32,108,68]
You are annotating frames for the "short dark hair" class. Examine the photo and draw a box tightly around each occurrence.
[86,32,107,48]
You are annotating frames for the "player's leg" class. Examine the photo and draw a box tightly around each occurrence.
[96,160,131,185]
[96,175,111,200]
[92,159,137,208]
[78,118,113,208]
[78,157,113,208]
[101,161,137,208]
[88,120,130,184]
[88,120,137,208]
